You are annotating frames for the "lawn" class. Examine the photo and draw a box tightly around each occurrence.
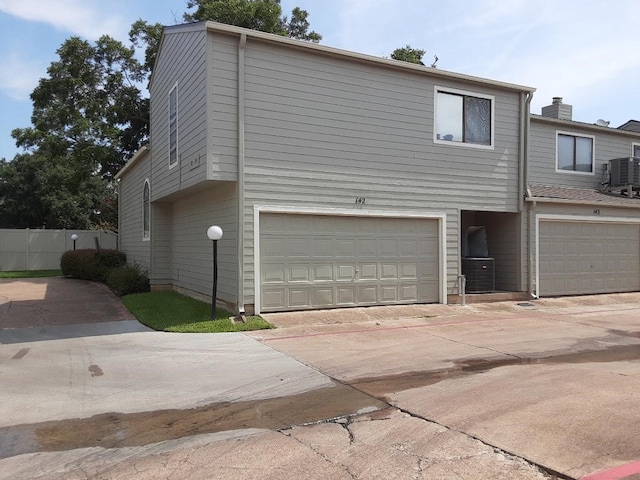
[0,270,63,279]
[122,290,274,333]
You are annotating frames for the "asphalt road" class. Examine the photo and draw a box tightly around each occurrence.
[1,278,639,479]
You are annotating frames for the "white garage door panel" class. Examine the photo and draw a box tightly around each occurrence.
[260,213,440,312]
[539,221,640,296]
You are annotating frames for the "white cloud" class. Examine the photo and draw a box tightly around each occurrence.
[0,53,44,100]
[0,0,128,40]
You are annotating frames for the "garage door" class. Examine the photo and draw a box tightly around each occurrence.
[539,221,640,296]
[260,213,440,312]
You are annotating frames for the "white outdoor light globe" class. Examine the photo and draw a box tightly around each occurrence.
[207,225,223,241]
[71,234,78,241]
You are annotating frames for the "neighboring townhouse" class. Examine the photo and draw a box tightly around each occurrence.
[527,98,640,298]
[118,21,537,314]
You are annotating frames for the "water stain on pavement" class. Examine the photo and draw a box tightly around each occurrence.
[0,382,386,459]
[349,344,640,400]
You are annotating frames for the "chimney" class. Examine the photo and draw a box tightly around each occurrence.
[541,97,573,121]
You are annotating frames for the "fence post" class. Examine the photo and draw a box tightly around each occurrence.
[26,228,30,270]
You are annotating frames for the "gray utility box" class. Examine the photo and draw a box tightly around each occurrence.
[609,157,640,187]
[462,258,495,293]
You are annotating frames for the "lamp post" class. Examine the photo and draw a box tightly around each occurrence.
[70,233,78,251]
[206,225,223,320]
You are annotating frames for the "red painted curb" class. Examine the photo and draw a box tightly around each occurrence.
[581,461,640,480]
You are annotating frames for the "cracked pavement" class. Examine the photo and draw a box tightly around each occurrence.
[2,279,640,479]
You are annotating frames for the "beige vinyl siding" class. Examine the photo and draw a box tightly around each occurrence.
[150,203,172,286]
[150,28,209,200]
[238,39,523,304]
[529,118,633,189]
[118,150,151,271]
[169,183,238,304]
[208,32,238,180]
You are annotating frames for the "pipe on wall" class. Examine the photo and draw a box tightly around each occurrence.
[236,33,247,314]
[519,91,535,296]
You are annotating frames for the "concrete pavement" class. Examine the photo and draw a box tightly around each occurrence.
[0,277,135,329]
[251,294,640,479]
[2,277,640,479]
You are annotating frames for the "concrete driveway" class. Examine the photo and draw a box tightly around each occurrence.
[0,277,147,343]
[1,278,640,479]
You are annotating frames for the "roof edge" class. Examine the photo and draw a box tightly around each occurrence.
[115,146,150,180]
[531,114,640,138]
[160,21,536,93]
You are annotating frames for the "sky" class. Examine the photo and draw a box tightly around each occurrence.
[0,0,639,160]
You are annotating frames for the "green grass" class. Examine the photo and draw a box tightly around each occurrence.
[122,290,274,333]
[0,269,63,279]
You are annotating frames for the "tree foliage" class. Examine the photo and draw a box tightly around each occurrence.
[2,35,146,229]
[184,0,321,42]
[12,36,148,182]
[391,45,426,65]
[0,153,114,229]
[1,2,321,230]
[129,19,165,74]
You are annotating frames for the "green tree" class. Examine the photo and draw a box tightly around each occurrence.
[0,153,114,229]
[12,35,148,182]
[391,45,426,65]
[3,34,147,229]
[129,19,165,74]
[184,0,321,42]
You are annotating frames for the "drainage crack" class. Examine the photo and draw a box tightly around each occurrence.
[394,406,571,480]
[280,424,358,480]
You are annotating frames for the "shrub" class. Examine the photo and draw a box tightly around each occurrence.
[107,264,150,296]
[61,249,126,282]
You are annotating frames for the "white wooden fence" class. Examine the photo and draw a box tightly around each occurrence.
[0,229,118,271]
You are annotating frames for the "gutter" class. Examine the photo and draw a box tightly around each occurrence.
[237,33,247,314]
[525,195,640,209]
[519,92,533,211]
[520,92,535,299]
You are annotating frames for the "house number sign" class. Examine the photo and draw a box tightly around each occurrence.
[355,197,366,205]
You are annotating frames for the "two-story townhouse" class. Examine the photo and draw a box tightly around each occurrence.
[526,98,640,298]
[117,21,536,314]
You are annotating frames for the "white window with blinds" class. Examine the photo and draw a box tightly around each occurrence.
[434,86,494,149]
[556,131,594,174]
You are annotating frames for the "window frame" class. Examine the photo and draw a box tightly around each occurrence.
[632,142,640,158]
[555,130,595,176]
[433,86,495,150]
[143,179,151,241]
[168,83,178,169]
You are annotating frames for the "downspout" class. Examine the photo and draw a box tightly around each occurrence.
[520,91,536,298]
[237,33,247,314]
[519,91,533,211]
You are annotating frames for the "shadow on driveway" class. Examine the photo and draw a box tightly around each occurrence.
[0,277,150,343]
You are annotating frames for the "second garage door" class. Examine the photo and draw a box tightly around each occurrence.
[539,221,640,296]
[260,213,440,312]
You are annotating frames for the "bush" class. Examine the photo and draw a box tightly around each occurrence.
[107,264,150,296]
[61,249,126,282]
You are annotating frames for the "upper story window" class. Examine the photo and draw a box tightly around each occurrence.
[169,83,178,168]
[435,87,494,149]
[143,179,150,240]
[556,132,594,174]
[633,143,640,158]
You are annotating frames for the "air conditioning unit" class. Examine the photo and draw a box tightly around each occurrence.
[609,157,640,187]
[462,258,495,293]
